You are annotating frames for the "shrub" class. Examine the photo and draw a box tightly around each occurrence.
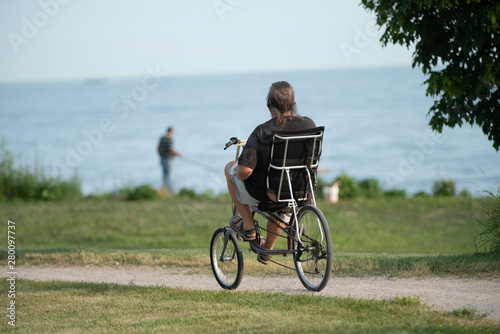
[34,175,82,200]
[432,179,456,197]
[333,173,407,199]
[384,188,407,198]
[459,188,472,198]
[178,187,214,200]
[0,142,82,201]
[178,187,197,199]
[476,186,500,256]
[125,184,158,201]
[335,173,360,199]
[358,178,382,198]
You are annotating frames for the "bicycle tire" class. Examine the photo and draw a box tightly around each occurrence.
[210,227,244,290]
[293,205,333,292]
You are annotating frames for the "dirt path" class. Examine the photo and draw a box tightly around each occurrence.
[8,266,500,321]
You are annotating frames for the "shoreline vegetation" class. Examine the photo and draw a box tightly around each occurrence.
[0,142,490,202]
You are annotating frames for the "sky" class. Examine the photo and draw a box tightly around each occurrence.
[0,0,415,82]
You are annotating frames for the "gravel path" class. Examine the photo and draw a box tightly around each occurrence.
[8,266,500,321]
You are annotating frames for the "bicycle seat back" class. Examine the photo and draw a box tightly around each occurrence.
[258,126,324,212]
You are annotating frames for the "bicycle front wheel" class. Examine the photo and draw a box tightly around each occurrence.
[293,205,333,292]
[210,227,244,290]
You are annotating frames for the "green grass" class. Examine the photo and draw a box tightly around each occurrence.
[1,196,499,277]
[321,196,485,253]
[0,196,486,251]
[1,196,499,332]
[1,280,498,333]
[1,197,229,249]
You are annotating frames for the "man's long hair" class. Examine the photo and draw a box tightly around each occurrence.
[266,81,301,125]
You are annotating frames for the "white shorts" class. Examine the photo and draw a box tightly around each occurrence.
[230,163,259,206]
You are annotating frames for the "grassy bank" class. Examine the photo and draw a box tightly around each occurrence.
[0,196,486,251]
[1,196,499,277]
[1,280,498,333]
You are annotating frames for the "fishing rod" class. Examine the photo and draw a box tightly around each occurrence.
[180,156,221,174]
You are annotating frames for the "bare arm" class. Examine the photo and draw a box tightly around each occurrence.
[170,148,182,157]
[235,164,253,181]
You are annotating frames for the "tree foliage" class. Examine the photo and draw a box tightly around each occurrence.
[361,0,500,150]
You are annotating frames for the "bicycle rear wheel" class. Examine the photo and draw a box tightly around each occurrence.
[210,227,244,290]
[293,205,333,292]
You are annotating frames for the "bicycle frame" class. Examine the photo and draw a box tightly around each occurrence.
[234,140,246,160]
[249,206,299,257]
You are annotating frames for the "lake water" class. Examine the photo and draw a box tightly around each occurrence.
[0,66,499,196]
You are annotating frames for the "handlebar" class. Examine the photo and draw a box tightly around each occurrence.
[224,137,246,150]
[224,137,239,150]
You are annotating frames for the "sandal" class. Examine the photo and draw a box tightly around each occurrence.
[256,237,271,265]
[257,253,271,265]
[230,216,256,241]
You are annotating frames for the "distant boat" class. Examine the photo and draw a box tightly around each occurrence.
[83,78,108,86]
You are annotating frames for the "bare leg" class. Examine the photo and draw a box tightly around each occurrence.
[262,217,284,251]
[224,161,255,235]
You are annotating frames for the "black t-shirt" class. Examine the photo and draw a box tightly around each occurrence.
[158,136,173,158]
[238,116,316,202]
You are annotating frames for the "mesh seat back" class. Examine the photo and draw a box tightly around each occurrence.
[267,126,324,203]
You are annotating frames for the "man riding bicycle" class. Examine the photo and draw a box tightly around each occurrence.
[224,81,317,264]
